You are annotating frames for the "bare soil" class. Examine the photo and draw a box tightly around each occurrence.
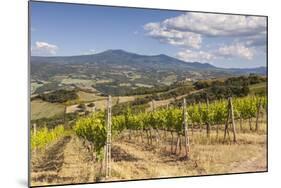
[31,128,267,186]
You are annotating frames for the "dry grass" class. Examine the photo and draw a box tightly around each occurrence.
[147,98,174,112]
[77,91,102,102]
[109,122,267,181]
[30,122,267,186]
[31,136,99,187]
[31,99,65,120]
[66,96,136,113]
[115,96,135,103]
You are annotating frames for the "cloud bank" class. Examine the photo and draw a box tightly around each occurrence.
[144,12,266,63]
[31,41,58,56]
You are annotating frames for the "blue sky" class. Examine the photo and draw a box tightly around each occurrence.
[30,1,267,68]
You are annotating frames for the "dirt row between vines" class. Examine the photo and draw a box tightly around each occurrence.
[111,132,267,180]
[31,131,267,186]
[31,136,95,186]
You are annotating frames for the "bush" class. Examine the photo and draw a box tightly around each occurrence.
[39,89,78,103]
[77,103,86,110]
[87,103,95,107]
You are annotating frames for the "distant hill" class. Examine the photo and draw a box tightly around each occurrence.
[31,49,219,71]
[30,49,266,95]
[226,66,266,75]
[31,49,266,74]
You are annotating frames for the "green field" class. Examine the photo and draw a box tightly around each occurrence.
[76,91,105,102]
[31,99,65,120]
[162,74,177,85]
[249,82,267,95]
[31,82,44,94]
[61,78,95,86]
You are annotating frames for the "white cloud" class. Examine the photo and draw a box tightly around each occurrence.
[177,43,255,63]
[144,22,202,49]
[32,41,58,55]
[163,13,266,38]
[144,12,266,63]
[177,49,215,62]
[216,43,254,60]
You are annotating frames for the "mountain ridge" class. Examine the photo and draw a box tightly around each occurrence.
[30,49,266,95]
[31,49,266,79]
[31,49,266,72]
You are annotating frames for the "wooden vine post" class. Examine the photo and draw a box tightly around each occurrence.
[206,97,210,138]
[183,98,190,160]
[223,97,237,143]
[198,102,202,132]
[152,100,155,111]
[223,101,230,142]
[255,98,262,132]
[33,123,37,157]
[152,100,160,146]
[105,95,112,178]
[229,97,237,143]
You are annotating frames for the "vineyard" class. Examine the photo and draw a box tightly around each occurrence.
[27,3,269,186]
[31,95,267,186]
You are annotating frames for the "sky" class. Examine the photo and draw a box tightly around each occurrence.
[30,1,267,68]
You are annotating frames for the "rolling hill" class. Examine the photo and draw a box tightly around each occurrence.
[30,49,266,95]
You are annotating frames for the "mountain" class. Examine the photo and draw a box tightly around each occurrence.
[31,49,265,73]
[30,49,266,95]
[31,49,218,71]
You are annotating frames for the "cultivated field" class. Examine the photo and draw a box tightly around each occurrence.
[31,119,267,186]
[31,99,65,120]
[30,75,268,187]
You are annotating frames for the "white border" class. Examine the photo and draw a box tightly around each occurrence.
[0,0,280,188]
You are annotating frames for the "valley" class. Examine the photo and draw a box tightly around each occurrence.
[31,50,266,96]
[30,49,267,186]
